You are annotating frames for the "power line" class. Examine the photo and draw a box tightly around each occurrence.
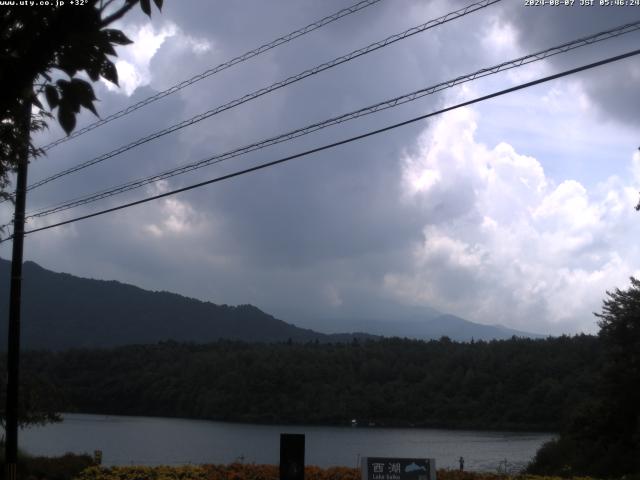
[5,47,637,242]
[23,20,640,221]
[25,0,501,193]
[2,0,386,206]
[38,0,385,152]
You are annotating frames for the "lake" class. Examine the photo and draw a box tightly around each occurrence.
[20,414,554,472]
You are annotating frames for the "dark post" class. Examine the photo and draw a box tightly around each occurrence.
[280,434,305,480]
[4,99,31,480]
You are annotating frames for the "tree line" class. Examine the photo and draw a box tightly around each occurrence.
[2,334,601,432]
[527,278,640,477]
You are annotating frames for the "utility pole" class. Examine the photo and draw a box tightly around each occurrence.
[4,99,31,480]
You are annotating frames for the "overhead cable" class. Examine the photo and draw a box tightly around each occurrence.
[38,0,386,152]
[24,20,640,220]
[4,47,637,242]
[25,0,501,192]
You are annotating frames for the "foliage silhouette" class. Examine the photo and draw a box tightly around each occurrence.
[528,277,640,477]
[5,335,601,431]
[0,0,163,428]
[0,0,163,201]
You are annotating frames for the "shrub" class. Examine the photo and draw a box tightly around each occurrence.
[69,465,603,480]
[23,453,95,480]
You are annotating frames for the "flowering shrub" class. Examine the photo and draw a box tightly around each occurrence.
[72,465,601,480]
[75,465,209,480]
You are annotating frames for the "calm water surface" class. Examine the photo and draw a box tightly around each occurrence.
[21,414,554,472]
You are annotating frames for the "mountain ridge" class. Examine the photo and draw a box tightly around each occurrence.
[0,258,543,350]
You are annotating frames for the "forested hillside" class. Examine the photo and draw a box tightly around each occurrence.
[10,335,600,431]
[0,259,539,347]
[0,259,374,349]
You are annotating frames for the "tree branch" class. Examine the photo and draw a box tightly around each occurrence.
[100,0,138,27]
[100,0,119,14]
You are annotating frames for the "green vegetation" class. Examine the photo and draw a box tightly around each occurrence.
[3,276,637,477]
[0,0,164,203]
[0,371,61,430]
[70,464,602,480]
[0,259,371,350]
[6,335,599,431]
[0,442,94,480]
[527,278,640,478]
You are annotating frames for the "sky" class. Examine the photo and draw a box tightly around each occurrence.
[2,0,640,336]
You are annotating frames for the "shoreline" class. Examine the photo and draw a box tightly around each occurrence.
[54,411,558,435]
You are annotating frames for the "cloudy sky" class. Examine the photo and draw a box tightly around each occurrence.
[2,0,640,335]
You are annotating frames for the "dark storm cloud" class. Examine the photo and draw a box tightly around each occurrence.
[118,0,504,268]
[500,2,640,126]
[3,0,636,335]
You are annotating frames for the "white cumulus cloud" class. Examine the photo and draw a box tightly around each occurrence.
[387,106,640,334]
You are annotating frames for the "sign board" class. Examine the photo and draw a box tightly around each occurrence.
[280,433,305,480]
[361,457,436,480]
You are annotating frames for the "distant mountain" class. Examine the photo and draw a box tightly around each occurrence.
[0,258,374,350]
[396,313,545,341]
[276,311,544,342]
[0,258,542,350]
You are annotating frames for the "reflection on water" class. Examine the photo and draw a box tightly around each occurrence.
[21,414,554,472]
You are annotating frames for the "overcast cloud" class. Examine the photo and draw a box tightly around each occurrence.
[2,0,639,335]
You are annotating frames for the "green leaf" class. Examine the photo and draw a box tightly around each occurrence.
[71,79,98,117]
[44,85,59,109]
[56,79,71,103]
[140,0,151,16]
[56,46,85,78]
[71,78,96,100]
[152,0,163,9]
[85,55,102,81]
[58,105,76,135]
[100,39,117,57]
[103,29,133,46]
[57,81,81,114]
[100,59,118,86]
[58,64,78,78]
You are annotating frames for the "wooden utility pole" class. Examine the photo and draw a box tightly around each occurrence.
[4,99,31,480]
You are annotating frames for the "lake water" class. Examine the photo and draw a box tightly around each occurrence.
[20,414,554,472]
